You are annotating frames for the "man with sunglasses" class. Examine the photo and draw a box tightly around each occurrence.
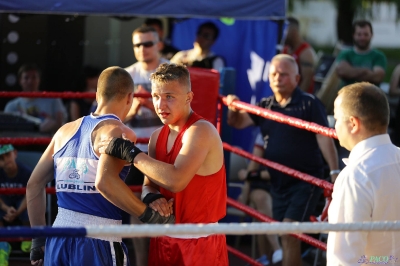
[124,25,169,266]
[171,21,225,70]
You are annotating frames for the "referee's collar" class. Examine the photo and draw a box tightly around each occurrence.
[272,87,302,107]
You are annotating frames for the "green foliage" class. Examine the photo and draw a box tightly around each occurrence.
[288,0,400,18]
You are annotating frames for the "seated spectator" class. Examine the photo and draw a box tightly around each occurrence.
[144,18,180,60]
[69,65,101,121]
[0,144,33,265]
[4,63,67,134]
[171,21,225,70]
[335,20,386,88]
[282,17,318,94]
[237,133,282,265]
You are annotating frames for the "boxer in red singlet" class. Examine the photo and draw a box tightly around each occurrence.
[98,63,228,266]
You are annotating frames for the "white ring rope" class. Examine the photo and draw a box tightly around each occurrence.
[84,221,400,238]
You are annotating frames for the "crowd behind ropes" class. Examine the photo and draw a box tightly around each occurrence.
[0,16,399,266]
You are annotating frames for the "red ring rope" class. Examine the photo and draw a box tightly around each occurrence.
[220,95,337,139]
[0,91,150,99]
[227,198,327,251]
[0,137,150,145]
[224,142,334,191]
[227,245,263,266]
[0,91,331,254]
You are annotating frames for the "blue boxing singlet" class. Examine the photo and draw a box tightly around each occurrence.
[53,113,130,220]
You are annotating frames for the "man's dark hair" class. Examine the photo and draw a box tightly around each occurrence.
[144,18,163,30]
[197,22,220,40]
[18,63,41,79]
[352,20,373,35]
[132,25,159,39]
[76,65,102,92]
[287,16,300,28]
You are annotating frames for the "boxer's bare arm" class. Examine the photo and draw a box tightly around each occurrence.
[142,128,161,199]
[134,120,224,193]
[94,123,148,217]
[26,139,55,228]
[27,119,83,227]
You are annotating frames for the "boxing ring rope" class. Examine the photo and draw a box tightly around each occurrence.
[1,221,400,239]
[219,95,338,139]
[0,90,345,264]
[223,142,334,191]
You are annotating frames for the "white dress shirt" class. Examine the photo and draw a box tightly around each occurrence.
[327,134,400,266]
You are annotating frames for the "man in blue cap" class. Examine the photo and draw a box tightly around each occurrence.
[0,144,33,265]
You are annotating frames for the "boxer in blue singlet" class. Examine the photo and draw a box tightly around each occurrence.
[26,67,174,266]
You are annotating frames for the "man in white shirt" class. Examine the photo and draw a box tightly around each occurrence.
[327,82,400,265]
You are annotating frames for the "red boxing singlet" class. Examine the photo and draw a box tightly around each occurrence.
[148,112,228,266]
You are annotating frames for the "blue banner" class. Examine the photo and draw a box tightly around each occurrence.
[172,18,279,151]
[0,0,285,19]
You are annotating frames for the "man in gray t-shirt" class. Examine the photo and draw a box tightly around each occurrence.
[4,64,66,135]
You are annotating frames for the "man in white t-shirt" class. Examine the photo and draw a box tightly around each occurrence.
[125,25,168,151]
[124,25,168,266]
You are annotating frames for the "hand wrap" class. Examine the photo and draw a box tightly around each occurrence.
[105,138,143,163]
[142,193,165,205]
[30,237,46,261]
[246,170,262,181]
[139,206,175,224]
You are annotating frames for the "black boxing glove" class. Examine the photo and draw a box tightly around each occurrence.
[138,206,176,224]
[246,170,262,181]
[142,193,165,205]
[30,237,46,261]
[105,138,143,163]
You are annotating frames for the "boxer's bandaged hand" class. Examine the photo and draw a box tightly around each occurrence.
[246,170,262,181]
[30,237,46,261]
[105,138,143,163]
[139,206,175,224]
[143,193,165,205]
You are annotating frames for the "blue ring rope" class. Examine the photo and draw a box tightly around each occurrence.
[0,226,87,238]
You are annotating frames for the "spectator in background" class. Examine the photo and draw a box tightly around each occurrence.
[335,20,387,88]
[327,82,400,265]
[171,21,225,70]
[0,144,32,266]
[68,65,101,121]
[143,18,180,60]
[227,54,339,266]
[124,25,168,266]
[237,133,283,265]
[4,63,67,135]
[282,16,318,94]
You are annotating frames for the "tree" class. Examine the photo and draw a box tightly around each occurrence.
[290,0,400,45]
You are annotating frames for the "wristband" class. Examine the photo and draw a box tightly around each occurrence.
[142,193,165,205]
[246,170,262,181]
[105,137,143,163]
[329,169,341,176]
